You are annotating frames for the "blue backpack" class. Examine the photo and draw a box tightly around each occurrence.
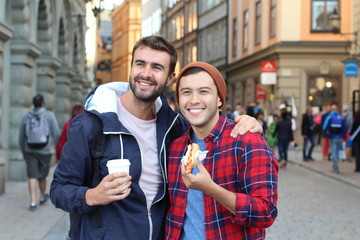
[329,113,344,133]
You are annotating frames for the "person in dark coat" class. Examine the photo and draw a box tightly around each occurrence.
[274,105,293,168]
[301,105,315,161]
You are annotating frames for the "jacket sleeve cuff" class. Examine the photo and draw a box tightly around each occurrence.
[78,187,97,213]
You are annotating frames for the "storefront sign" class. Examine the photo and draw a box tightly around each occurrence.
[261,61,277,85]
[261,61,276,72]
[344,60,358,77]
[256,87,267,100]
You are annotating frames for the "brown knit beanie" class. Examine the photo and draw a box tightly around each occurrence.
[176,61,227,107]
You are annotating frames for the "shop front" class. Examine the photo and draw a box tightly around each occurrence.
[224,43,354,143]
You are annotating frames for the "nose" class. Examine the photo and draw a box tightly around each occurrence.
[142,65,152,79]
[189,92,200,103]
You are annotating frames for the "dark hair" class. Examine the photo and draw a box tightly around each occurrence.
[71,104,85,118]
[181,67,205,77]
[246,105,255,117]
[255,110,264,119]
[33,94,45,108]
[131,35,178,76]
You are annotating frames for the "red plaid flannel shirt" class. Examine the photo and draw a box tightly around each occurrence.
[165,114,279,240]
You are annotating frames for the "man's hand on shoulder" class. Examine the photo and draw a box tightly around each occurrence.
[231,115,263,138]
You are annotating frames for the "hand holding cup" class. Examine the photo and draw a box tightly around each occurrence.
[106,159,131,193]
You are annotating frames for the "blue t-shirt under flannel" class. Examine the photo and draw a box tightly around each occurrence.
[180,133,206,240]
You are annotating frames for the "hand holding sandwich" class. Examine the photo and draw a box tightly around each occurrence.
[180,144,236,214]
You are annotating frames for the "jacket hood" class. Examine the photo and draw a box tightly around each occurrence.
[84,82,163,114]
[28,108,46,117]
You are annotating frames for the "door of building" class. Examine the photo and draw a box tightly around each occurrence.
[308,76,341,108]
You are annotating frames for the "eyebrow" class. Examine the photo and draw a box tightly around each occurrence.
[134,59,165,70]
[180,86,212,91]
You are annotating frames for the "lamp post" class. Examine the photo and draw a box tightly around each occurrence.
[90,0,104,17]
[329,8,358,44]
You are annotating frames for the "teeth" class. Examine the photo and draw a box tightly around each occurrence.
[190,109,202,113]
[140,82,150,86]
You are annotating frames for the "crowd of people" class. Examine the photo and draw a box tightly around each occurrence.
[224,100,360,174]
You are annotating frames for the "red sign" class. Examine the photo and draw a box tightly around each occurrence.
[256,87,267,100]
[261,61,276,72]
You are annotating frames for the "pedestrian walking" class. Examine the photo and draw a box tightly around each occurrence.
[50,35,263,240]
[313,107,322,145]
[323,104,347,173]
[274,104,293,168]
[256,110,268,135]
[266,114,279,149]
[18,94,60,210]
[321,104,331,160]
[301,105,315,161]
[165,61,278,239]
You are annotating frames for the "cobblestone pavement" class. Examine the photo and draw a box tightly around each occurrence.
[0,167,65,240]
[266,163,360,240]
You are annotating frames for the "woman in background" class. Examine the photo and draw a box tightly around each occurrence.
[56,104,85,162]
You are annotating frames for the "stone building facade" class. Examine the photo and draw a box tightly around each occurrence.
[0,0,92,187]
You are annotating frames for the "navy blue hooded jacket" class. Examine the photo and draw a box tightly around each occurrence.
[50,82,188,240]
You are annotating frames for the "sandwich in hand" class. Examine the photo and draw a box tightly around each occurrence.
[182,143,200,174]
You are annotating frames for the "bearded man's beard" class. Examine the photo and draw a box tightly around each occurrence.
[129,76,167,102]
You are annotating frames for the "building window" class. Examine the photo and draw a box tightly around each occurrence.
[243,10,249,51]
[232,18,237,57]
[255,1,261,44]
[186,42,197,64]
[176,13,184,40]
[187,2,197,33]
[199,0,224,14]
[270,0,276,37]
[168,0,181,8]
[311,0,339,32]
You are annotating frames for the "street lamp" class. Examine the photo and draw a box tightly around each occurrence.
[329,8,357,39]
[329,8,341,34]
[90,0,104,17]
[328,8,359,57]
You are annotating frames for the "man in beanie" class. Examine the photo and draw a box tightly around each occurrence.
[166,62,279,239]
[50,36,263,239]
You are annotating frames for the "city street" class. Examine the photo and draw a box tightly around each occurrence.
[267,164,360,240]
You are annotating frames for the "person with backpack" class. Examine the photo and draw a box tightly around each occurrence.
[323,104,347,174]
[49,36,263,240]
[18,94,60,210]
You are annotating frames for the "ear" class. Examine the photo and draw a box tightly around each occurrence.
[166,72,176,87]
[217,96,222,108]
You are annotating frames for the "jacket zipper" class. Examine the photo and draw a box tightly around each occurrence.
[118,113,180,240]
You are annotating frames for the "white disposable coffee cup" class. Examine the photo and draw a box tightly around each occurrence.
[106,159,131,193]
[106,159,131,174]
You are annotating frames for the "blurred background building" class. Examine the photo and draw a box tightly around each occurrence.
[1,0,360,193]
[0,0,98,188]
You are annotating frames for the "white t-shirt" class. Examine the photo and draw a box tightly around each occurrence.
[117,99,162,208]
